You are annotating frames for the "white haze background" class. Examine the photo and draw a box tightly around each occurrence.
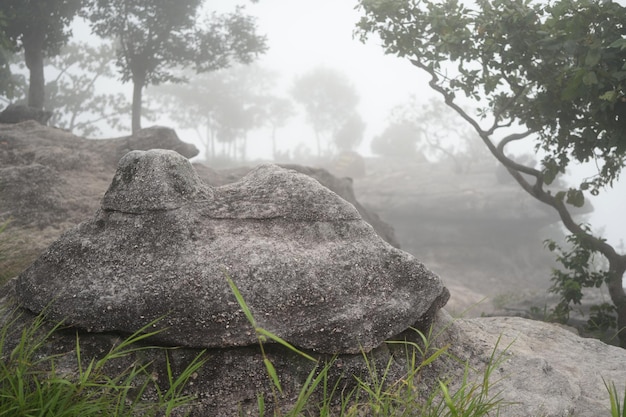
[206,0,626,249]
[70,0,625,248]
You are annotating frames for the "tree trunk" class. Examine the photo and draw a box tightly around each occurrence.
[131,78,144,133]
[607,260,626,348]
[417,60,626,348]
[205,124,212,161]
[240,135,248,161]
[22,31,46,109]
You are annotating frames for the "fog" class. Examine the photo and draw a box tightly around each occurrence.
[8,0,623,316]
[197,0,625,248]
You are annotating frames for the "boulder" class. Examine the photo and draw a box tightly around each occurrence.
[1,277,406,416]
[3,147,625,416]
[0,123,397,283]
[99,126,200,167]
[16,149,449,354]
[3,282,625,416]
[325,150,367,179]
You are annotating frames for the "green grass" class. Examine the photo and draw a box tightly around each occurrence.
[227,274,508,417]
[605,378,626,417]
[0,269,621,416]
[0,308,205,416]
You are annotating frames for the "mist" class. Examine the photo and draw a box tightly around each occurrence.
[4,0,625,321]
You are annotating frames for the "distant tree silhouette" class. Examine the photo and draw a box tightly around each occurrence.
[84,0,266,133]
[292,67,361,157]
[334,113,366,152]
[371,120,422,159]
[149,65,281,162]
[0,0,83,109]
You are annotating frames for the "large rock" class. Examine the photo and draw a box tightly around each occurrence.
[3,148,625,416]
[0,122,200,281]
[100,126,199,167]
[432,310,626,417]
[0,122,198,229]
[0,123,398,283]
[194,163,400,248]
[17,149,449,354]
[1,277,405,416]
[3,282,624,416]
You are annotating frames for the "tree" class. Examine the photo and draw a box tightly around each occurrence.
[0,11,15,103]
[263,96,296,159]
[85,0,267,133]
[0,0,84,109]
[2,41,132,135]
[45,42,131,136]
[149,64,279,162]
[371,120,422,159]
[334,113,366,152]
[357,0,626,346]
[291,67,361,157]
[0,49,25,107]
[391,97,495,172]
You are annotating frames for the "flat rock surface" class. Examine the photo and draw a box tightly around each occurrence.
[435,311,626,417]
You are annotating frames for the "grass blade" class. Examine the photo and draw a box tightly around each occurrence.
[225,274,257,327]
[263,358,282,394]
[255,328,317,363]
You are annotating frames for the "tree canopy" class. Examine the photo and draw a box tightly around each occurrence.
[357,0,626,346]
[148,64,281,162]
[85,0,267,132]
[334,113,366,152]
[45,42,131,136]
[291,67,361,157]
[371,119,422,159]
[0,11,14,102]
[0,0,84,109]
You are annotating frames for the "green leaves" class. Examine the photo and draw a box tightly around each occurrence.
[555,188,585,208]
[585,47,602,67]
[357,0,626,348]
[84,0,267,131]
[357,0,626,191]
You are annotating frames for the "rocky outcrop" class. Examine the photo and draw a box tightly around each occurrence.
[2,148,451,415]
[432,310,626,417]
[2,145,625,416]
[0,121,199,229]
[352,156,583,312]
[0,123,398,283]
[17,149,449,354]
[0,122,201,281]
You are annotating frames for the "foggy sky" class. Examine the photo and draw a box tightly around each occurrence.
[66,0,624,248]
